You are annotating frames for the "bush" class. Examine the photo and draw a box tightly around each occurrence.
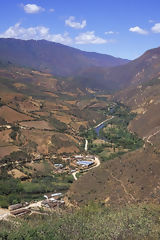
[0,203,160,239]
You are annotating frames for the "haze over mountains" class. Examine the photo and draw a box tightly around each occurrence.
[0,38,129,78]
[1,38,160,92]
[76,46,160,90]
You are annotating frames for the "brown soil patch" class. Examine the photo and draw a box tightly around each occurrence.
[8,169,27,179]
[93,139,106,145]
[26,160,53,176]
[54,114,73,124]
[71,121,88,131]
[129,103,160,138]
[61,92,77,97]
[0,92,24,103]
[20,129,53,154]
[0,145,19,159]
[0,129,12,145]
[13,83,27,90]
[57,146,79,154]
[44,92,58,98]
[66,100,77,105]
[20,121,53,130]
[18,100,41,113]
[34,112,50,117]
[0,106,33,123]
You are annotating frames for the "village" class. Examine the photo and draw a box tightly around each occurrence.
[0,154,99,220]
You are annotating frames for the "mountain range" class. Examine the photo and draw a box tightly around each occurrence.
[0,38,129,78]
[1,38,160,92]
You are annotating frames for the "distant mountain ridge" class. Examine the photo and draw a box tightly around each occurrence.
[75,46,160,90]
[0,38,129,77]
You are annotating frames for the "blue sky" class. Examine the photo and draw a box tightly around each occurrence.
[0,0,160,59]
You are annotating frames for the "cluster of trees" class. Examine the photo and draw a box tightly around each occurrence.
[101,126,143,150]
[0,172,73,208]
[0,151,31,165]
[0,175,23,208]
[49,117,68,132]
[9,125,20,141]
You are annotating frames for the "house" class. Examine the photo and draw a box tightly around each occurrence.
[51,193,63,198]
[10,208,31,216]
[54,164,63,169]
[76,161,94,167]
[41,199,65,209]
[9,202,29,211]
[74,155,83,159]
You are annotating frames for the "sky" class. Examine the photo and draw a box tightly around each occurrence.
[0,0,160,60]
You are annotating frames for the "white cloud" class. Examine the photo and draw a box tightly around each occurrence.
[65,16,86,29]
[47,32,72,44]
[105,31,119,35]
[0,23,112,46]
[75,31,107,44]
[129,26,148,35]
[149,19,155,23]
[49,8,55,12]
[151,23,160,33]
[23,4,45,14]
[0,23,72,45]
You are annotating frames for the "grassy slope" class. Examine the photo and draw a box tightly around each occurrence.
[1,203,160,240]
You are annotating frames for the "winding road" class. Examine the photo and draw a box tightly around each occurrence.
[143,128,160,146]
[72,156,100,181]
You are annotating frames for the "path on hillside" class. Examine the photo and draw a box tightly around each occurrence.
[84,139,88,151]
[143,128,160,146]
[72,171,78,181]
[109,171,135,202]
[0,208,10,221]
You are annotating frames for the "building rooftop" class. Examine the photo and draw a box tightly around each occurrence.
[77,161,94,166]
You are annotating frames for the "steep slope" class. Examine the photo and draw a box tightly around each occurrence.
[68,147,160,205]
[68,49,160,206]
[75,46,160,90]
[0,38,129,77]
[114,73,160,153]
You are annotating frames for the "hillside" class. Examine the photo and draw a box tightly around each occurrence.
[75,46,160,90]
[114,73,160,152]
[67,48,160,206]
[0,38,129,77]
[1,40,160,211]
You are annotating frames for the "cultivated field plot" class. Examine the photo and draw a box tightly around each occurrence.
[0,145,19,159]
[20,129,54,154]
[0,106,33,123]
[18,100,41,113]
[54,114,73,124]
[0,130,12,146]
[19,120,54,130]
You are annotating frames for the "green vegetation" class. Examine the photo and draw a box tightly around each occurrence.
[101,125,143,150]
[1,203,160,239]
[143,77,160,88]
[9,125,20,141]
[49,117,68,132]
[0,172,23,208]
[85,103,143,161]
[0,117,6,125]
[0,151,31,166]
[0,171,73,208]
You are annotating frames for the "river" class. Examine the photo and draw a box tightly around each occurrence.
[94,116,115,138]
